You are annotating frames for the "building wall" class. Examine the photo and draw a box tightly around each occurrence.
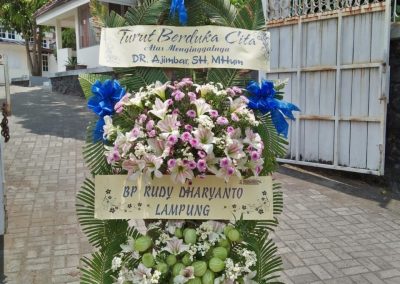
[77,45,100,68]
[0,44,29,81]
[42,54,58,77]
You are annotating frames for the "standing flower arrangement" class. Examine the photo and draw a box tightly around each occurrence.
[97,78,272,184]
[75,1,300,283]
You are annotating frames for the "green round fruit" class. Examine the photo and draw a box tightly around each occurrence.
[218,238,230,248]
[192,261,207,277]
[166,254,177,266]
[182,253,192,266]
[142,253,155,268]
[187,277,202,284]
[175,228,183,238]
[212,247,228,260]
[202,270,215,284]
[184,229,197,244]
[223,225,234,236]
[209,257,225,273]
[134,236,152,252]
[173,263,185,276]
[227,229,241,242]
[156,262,168,273]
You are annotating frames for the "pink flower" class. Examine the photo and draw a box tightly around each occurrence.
[131,127,141,138]
[166,99,174,106]
[251,151,260,161]
[173,90,185,101]
[210,110,219,118]
[148,130,156,137]
[122,154,145,179]
[188,92,197,101]
[138,114,147,124]
[167,135,178,146]
[216,117,229,125]
[197,159,207,172]
[164,237,189,255]
[189,138,199,148]
[198,150,206,158]
[231,113,239,121]
[185,124,193,131]
[106,146,121,164]
[232,86,242,94]
[227,166,235,175]
[168,159,176,168]
[188,160,197,170]
[146,120,155,131]
[114,93,130,113]
[186,110,196,118]
[226,126,235,133]
[172,108,180,115]
[220,157,231,168]
[181,132,192,142]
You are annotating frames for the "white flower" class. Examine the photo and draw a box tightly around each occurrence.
[143,154,163,178]
[157,114,180,139]
[149,81,169,100]
[151,270,162,283]
[103,115,116,139]
[193,126,215,154]
[163,237,190,255]
[149,98,170,119]
[166,220,185,235]
[192,98,212,116]
[133,263,152,283]
[195,83,218,96]
[120,236,140,260]
[111,257,122,271]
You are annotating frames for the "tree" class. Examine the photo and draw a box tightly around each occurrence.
[0,0,50,76]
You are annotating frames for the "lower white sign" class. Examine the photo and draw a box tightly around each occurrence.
[95,175,273,220]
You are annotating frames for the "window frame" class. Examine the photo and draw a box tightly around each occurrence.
[42,54,49,72]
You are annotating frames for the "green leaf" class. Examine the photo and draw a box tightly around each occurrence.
[116,67,168,92]
[79,74,112,100]
[125,0,170,26]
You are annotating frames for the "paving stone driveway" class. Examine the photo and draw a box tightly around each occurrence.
[3,86,400,283]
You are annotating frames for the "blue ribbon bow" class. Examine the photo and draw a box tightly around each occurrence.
[87,79,125,142]
[246,80,300,138]
[170,0,188,25]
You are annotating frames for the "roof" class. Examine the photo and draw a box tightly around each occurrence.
[34,0,72,18]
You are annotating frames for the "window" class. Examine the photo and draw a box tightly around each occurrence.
[29,37,34,43]
[42,39,48,48]
[7,30,15,39]
[0,29,5,38]
[78,4,99,48]
[42,55,48,72]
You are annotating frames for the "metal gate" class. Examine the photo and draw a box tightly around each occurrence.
[265,0,391,175]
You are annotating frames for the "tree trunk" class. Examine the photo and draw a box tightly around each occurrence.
[30,24,43,76]
[24,38,34,75]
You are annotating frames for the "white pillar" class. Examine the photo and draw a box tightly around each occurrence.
[74,8,80,59]
[55,20,62,51]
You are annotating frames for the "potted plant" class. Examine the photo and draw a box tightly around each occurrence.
[65,57,87,70]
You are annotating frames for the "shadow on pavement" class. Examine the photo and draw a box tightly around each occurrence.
[278,164,400,210]
[10,87,95,141]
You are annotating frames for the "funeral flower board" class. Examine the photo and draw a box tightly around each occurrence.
[76,1,300,283]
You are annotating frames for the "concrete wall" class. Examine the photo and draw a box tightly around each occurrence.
[57,48,76,72]
[42,54,58,77]
[0,44,29,81]
[77,45,100,68]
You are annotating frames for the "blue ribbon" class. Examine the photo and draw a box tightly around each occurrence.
[87,79,125,142]
[170,0,188,25]
[246,80,300,138]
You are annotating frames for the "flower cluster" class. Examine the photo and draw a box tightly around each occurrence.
[99,78,265,183]
[112,220,258,284]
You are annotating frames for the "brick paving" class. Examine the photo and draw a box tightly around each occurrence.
[2,86,400,283]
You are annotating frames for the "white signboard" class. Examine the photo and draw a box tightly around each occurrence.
[99,25,270,70]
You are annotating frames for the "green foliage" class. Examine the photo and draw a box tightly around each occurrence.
[116,67,168,92]
[62,28,76,49]
[0,0,50,75]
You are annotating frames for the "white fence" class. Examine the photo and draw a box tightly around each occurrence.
[265,0,391,175]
